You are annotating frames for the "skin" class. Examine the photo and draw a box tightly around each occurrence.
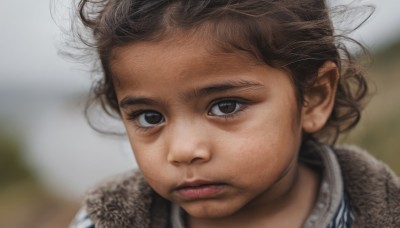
[110,35,338,228]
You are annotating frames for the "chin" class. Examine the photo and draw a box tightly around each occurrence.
[182,202,240,219]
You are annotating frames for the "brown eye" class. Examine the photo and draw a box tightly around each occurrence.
[138,111,164,127]
[209,100,241,116]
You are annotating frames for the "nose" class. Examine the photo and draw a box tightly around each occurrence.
[166,120,211,166]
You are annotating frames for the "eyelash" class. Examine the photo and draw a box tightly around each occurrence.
[126,110,145,121]
[125,98,248,131]
[126,110,161,132]
[208,98,247,119]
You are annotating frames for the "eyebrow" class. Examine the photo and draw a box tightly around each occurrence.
[119,97,159,109]
[119,80,264,109]
[183,80,264,101]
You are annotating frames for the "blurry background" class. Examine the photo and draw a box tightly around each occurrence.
[0,0,399,227]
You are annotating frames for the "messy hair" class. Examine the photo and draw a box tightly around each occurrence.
[75,0,370,144]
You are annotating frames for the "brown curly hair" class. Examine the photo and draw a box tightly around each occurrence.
[75,0,371,144]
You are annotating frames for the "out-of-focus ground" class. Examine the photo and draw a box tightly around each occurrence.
[341,39,400,173]
[0,133,79,228]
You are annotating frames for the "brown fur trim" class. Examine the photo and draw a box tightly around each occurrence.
[84,170,169,228]
[335,145,400,228]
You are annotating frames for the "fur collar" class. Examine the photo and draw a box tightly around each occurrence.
[84,145,400,228]
[85,172,169,228]
[335,145,400,227]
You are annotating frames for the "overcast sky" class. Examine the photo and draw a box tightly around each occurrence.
[1,0,400,92]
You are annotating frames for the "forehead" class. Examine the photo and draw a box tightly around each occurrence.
[109,35,262,89]
[108,34,299,118]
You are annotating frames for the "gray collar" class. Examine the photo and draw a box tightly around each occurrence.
[302,143,344,228]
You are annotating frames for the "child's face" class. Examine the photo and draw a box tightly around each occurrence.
[111,36,305,218]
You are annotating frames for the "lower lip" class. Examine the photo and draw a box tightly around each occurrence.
[176,184,226,200]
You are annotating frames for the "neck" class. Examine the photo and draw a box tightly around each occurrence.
[188,163,319,228]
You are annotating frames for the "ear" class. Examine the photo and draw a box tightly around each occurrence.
[301,61,339,133]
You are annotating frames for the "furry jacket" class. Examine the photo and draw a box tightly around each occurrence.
[83,145,400,228]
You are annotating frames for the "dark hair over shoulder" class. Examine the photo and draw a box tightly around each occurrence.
[75,0,371,144]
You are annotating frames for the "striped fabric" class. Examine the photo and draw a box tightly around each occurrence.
[69,207,95,228]
[327,193,354,228]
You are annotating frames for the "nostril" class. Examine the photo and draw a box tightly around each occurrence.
[190,157,206,164]
[171,160,181,166]
[169,156,205,166]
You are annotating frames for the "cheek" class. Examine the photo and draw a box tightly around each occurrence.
[217,109,301,179]
[126,133,167,182]
[222,135,290,176]
[131,144,161,175]
[127,134,181,200]
[132,149,172,198]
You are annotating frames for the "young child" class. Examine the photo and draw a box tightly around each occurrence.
[70,0,400,227]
